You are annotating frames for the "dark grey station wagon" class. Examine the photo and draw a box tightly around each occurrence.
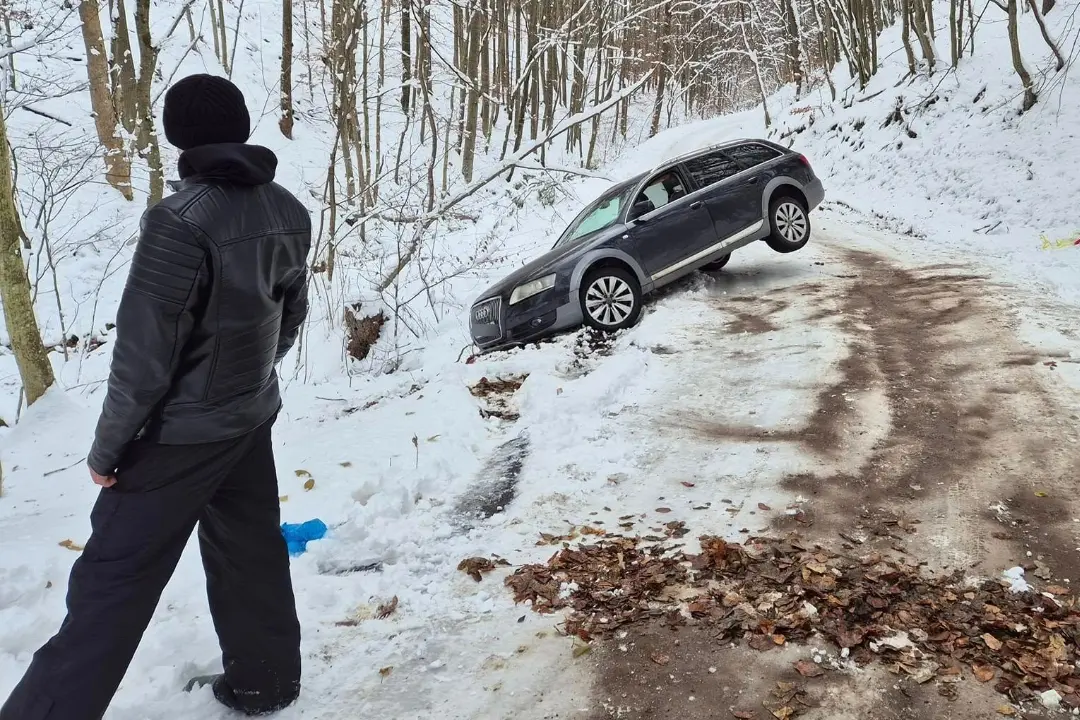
[470,139,825,352]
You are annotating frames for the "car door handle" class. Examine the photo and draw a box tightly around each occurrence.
[747,176,759,185]
[689,201,703,209]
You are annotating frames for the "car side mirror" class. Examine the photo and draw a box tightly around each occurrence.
[629,200,654,223]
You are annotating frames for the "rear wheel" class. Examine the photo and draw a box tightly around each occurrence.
[579,267,642,332]
[702,252,731,271]
[765,196,810,253]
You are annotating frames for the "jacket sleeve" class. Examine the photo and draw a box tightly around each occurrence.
[275,266,309,364]
[87,205,207,475]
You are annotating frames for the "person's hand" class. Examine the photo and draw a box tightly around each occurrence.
[90,467,116,488]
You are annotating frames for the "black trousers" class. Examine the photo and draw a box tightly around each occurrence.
[0,416,301,720]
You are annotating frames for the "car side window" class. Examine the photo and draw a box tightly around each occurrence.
[683,151,741,189]
[726,143,783,168]
[629,170,686,220]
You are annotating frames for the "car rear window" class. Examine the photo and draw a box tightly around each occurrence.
[683,151,741,188]
[726,143,783,168]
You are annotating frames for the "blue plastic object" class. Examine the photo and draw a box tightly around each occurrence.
[280,519,328,556]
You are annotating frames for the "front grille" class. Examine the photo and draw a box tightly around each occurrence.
[472,298,499,325]
[470,297,503,344]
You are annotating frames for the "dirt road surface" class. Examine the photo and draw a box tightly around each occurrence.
[568,223,1080,720]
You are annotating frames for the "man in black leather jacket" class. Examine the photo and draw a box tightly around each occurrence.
[1,75,311,720]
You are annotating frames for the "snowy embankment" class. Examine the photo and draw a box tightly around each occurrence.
[1,0,1079,717]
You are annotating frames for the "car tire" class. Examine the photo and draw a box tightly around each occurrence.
[579,267,642,333]
[765,196,811,253]
[702,252,731,271]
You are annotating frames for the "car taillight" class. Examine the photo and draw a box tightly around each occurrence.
[796,154,810,166]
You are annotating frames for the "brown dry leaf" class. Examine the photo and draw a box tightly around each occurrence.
[279,495,289,502]
[378,666,393,678]
[770,707,795,720]
[1045,585,1071,595]
[1034,491,1048,497]
[982,633,1003,651]
[58,539,84,552]
[1043,634,1067,662]
[681,481,696,488]
[748,634,774,652]
[303,478,315,491]
[375,596,399,619]
[457,557,497,582]
[650,652,671,666]
[793,660,824,678]
[731,712,755,719]
[995,706,1016,716]
[580,526,606,536]
[572,643,592,658]
[972,662,995,683]
[688,599,711,616]
[655,507,672,514]
[771,634,786,646]
[758,503,772,511]
[294,469,312,478]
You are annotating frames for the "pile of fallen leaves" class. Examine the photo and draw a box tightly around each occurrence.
[468,374,528,421]
[503,533,1080,709]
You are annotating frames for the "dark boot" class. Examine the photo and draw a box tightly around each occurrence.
[185,674,298,716]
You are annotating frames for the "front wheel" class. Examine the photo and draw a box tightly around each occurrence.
[765,197,811,253]
[580,267,642,332]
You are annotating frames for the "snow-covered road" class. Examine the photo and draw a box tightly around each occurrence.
[2,211,1079,720]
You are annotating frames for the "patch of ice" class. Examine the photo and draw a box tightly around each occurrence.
[869,632,914,652]
[1003,566,1032,593]
[1040,689,1062,709]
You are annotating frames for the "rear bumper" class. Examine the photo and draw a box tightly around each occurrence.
[805,177,825,210]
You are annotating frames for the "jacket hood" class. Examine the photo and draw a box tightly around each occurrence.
[177,143,277,185]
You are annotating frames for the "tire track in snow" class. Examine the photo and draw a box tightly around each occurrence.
[584,230,1080,720]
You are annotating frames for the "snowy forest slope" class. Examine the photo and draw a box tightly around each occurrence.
[0,0,1078,716]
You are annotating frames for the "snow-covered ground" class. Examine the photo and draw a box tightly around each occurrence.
[1,0,1079,717]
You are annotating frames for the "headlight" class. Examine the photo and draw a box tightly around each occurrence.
[509,273,556,305]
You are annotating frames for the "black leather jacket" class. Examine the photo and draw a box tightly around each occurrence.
[87,143,311,475]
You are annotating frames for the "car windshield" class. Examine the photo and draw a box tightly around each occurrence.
[554,184,633,247]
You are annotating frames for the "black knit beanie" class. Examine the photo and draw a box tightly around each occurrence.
[162,74,251,150]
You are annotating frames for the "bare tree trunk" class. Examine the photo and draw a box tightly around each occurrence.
[910,0,937,72]
[79,0,133,200]
[208,0,222,61]
[0,107,54,406]
[280,0,295,137]
[949,0,958,65]
[134,0,164,205]
[460,1,483,182]
[902,0,918,73]
[1007,0,1037,111]
[401,0,412,114]
[216,0,230,73]
[782,0,805,96]
[650,2,672,138]
[110,0,139,134]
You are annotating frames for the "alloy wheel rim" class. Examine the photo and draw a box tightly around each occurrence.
[776,202,808,243]
[585,276,635,326]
